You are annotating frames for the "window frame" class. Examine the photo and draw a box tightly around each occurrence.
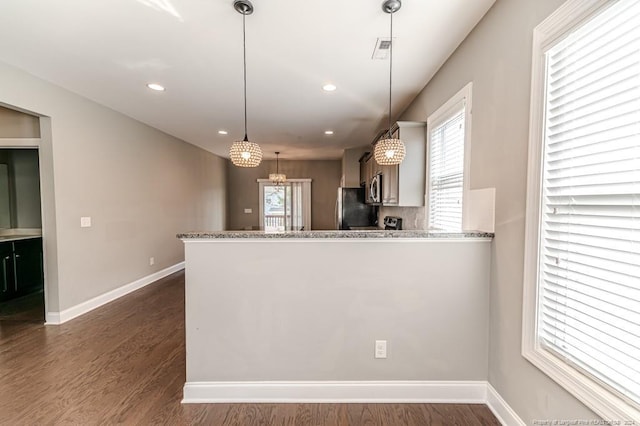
[522,0,640,420]
[425,82,472,231]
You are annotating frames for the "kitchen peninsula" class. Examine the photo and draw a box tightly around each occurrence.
[178,230,493,402]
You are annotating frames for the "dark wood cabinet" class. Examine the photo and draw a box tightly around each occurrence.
[0,241,16,301]
[360,153,383,204]
[14,238,43,296]
[0,237,43,302]
[359,154,368,187]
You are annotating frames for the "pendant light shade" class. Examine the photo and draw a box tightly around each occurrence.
[374,0,405,166]
[269,152,286,184]
[230,0,262,168]
[374,137,405,165]
[230,138,263,167]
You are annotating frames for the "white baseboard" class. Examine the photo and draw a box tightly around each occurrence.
[183,380,524,425]
[45,262,184,325]
[486,383,526,426]
[46,311,62,324]
[182,380,488,404]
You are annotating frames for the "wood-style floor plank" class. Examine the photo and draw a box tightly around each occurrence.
[0,271,500,425]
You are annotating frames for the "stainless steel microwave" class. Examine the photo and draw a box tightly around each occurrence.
[369,173,381,204]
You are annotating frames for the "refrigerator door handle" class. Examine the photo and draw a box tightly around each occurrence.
[336,189,343,230]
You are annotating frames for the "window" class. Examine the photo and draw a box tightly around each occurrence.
[426,83,472,231]
[258,179,311,231]
[523,0,640,420]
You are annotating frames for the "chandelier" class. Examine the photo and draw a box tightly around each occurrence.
[269,152,286,184]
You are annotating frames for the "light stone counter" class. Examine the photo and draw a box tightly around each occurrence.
[0,228,42,242]
[178,230,493,240]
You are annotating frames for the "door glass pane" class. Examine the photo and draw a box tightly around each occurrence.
[285,186,291,217]
[260,182,309,231]
[263,185,287,231]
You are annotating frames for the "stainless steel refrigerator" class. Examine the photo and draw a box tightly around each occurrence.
[335,187,378,230]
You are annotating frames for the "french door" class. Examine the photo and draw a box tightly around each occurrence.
[258,179,311,231]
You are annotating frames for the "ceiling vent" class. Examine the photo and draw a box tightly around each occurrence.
[372,37,393,60]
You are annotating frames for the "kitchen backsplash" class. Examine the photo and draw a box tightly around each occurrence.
[379,206,426,230]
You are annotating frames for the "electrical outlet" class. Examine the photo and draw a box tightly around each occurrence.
[244,208,252,214]
[149,257,155,266]
[375,340,387,359]
[80,217,92,228]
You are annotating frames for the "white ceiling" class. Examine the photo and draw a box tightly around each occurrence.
[0,0,495,160]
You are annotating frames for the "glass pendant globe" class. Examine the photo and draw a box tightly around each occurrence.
[374,137,406,165]
[229,140,263,167]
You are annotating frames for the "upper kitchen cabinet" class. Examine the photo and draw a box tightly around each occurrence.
[0,149,42,229]
[359,154,367,187]
[375,121,426,207]
[359,151,385,204]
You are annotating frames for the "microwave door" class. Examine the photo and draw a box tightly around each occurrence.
[370,174,381,204]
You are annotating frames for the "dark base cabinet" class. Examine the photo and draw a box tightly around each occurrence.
[0,237,43,303]
[0,241,15,301]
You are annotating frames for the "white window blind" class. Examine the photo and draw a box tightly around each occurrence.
[538,0,640,406]
[429,104,465,231]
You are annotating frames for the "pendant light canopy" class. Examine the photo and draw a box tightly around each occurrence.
[229,0,262,167]
[269,152,287,184]
[374,0,406,166]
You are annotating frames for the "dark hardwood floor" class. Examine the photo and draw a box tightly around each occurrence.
[0,290,45,321]
[0,271,500,425]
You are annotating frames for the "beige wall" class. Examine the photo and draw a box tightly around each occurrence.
[341,146,369,188]
[0,105,40,138]
[0,60,227,313]
[399,0,597,422]
[227,160,341,231]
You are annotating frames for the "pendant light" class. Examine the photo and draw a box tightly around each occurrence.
[229,0,263,167]
[374,0,406,166]
[269,152,286,185]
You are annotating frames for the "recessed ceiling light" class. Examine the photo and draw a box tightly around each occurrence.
[218,130,228,135]
[322,84,337,92]
[324,130,334,135]
[146,83,165,91]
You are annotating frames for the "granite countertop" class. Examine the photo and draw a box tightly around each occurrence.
[178,230,494,240]
[0,229,42,242]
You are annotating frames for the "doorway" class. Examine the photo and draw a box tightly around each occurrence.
[258,179,312,231]
[0,149,45,324]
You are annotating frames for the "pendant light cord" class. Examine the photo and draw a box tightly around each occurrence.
[242,11,248,141]
[388,10,393,139]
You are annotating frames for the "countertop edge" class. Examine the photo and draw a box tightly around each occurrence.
[177,230,494,240]
[0,228,42,243]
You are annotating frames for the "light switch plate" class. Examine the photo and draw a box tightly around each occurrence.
[80,216,92,228]
[244,208,252,214]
